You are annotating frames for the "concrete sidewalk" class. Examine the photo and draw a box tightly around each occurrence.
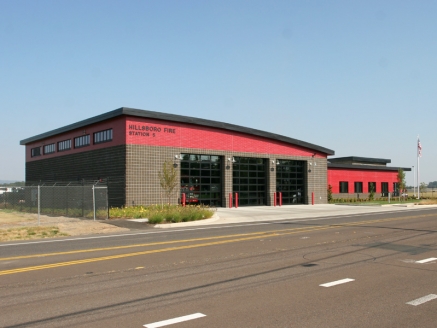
[154,204,437,228]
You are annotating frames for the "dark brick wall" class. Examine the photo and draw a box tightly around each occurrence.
[25,144,329,207]
[25,145,126,207]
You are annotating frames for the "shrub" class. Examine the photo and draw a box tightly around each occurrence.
[148,213,164,224]
[109,204,215,224]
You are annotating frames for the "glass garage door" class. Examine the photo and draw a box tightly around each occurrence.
[233,157,267,206]
[180,154,222,206]
[276,160,305,204]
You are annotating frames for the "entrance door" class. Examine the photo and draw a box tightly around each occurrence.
[180,154,222,206]
[233,157,267,206]
[276,160,305,204]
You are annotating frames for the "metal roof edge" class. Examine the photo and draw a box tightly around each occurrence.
[20,106,335,155]
[328,163,411,171]
[121,107,335,155]
[20,108,124,145]
[328,156,391,164]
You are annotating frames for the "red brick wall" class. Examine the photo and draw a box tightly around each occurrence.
[328,167,398,193]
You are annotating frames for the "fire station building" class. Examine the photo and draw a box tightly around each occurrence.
[19,107,409,207]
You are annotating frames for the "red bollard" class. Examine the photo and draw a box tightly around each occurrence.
[273,192,277,206]
[235,193,238,208]
[229,193,233,208]
[279,192,282,206]
[181,193,186,207]
[312,192,314,205]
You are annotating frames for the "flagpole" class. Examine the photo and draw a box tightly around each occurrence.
[413,165,415,197]
[417,135,420,199]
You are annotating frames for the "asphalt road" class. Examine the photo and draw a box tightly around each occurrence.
[1,207,437,327]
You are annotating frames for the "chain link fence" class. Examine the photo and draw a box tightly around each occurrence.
[0,181,108,220]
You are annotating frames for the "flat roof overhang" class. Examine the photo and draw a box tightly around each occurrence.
[328,163,411,171]
[328,156,391,165]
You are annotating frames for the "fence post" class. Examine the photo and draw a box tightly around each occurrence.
[66,186,69,217]
[38,185,40,226]
[92,185,96,221]
[105,186,109,220]
[82,182,85,218]
[106,177,110,220]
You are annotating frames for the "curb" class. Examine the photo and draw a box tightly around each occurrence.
[154,213,220,228]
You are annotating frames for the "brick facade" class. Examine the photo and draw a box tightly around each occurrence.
[21,108,334,208]
[125,145,328,207]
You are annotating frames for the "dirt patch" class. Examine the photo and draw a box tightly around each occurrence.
[0,210,130,240]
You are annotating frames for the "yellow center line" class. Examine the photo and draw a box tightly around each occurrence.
[0,228,311,261]
[0,213,433,276]
[0,213,431,262]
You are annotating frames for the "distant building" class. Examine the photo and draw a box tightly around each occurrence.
[328,157,410,198]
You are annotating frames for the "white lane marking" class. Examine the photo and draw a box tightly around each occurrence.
[144,313,206,328]
[320,278,355,287]
[416,258,437,264]
[406,294,437,306]
[401,259,416,263]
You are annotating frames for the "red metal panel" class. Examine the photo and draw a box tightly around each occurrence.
[25,117,126,162]
[126,117,327,158]
[327,167,398,193]
[26,115,329,163]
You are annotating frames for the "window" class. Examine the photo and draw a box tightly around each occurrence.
[94,129,113,144]
[393,182,400,196]
[43,143,55,154]
[74,135,90,148]
[58,139,71,152]
[339,181,349,193]
[354,182,363,193]
[31,147,41,157]
[368,182,376,193]
[381,182,389,197]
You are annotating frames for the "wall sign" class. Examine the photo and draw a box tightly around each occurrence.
[128,124,176,137]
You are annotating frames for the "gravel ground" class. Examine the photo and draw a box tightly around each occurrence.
[0,210,130,236]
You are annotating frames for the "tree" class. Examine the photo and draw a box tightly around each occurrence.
[428,181,437,188]
[158,161,178,204]
[397,169,406,201]
[327,184,333,203]
[420,182,427,195]
[369,182,375,201]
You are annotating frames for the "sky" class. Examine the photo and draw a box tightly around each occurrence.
[1,0,435,186]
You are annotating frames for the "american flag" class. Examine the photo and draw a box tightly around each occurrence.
[418,139,422,157]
